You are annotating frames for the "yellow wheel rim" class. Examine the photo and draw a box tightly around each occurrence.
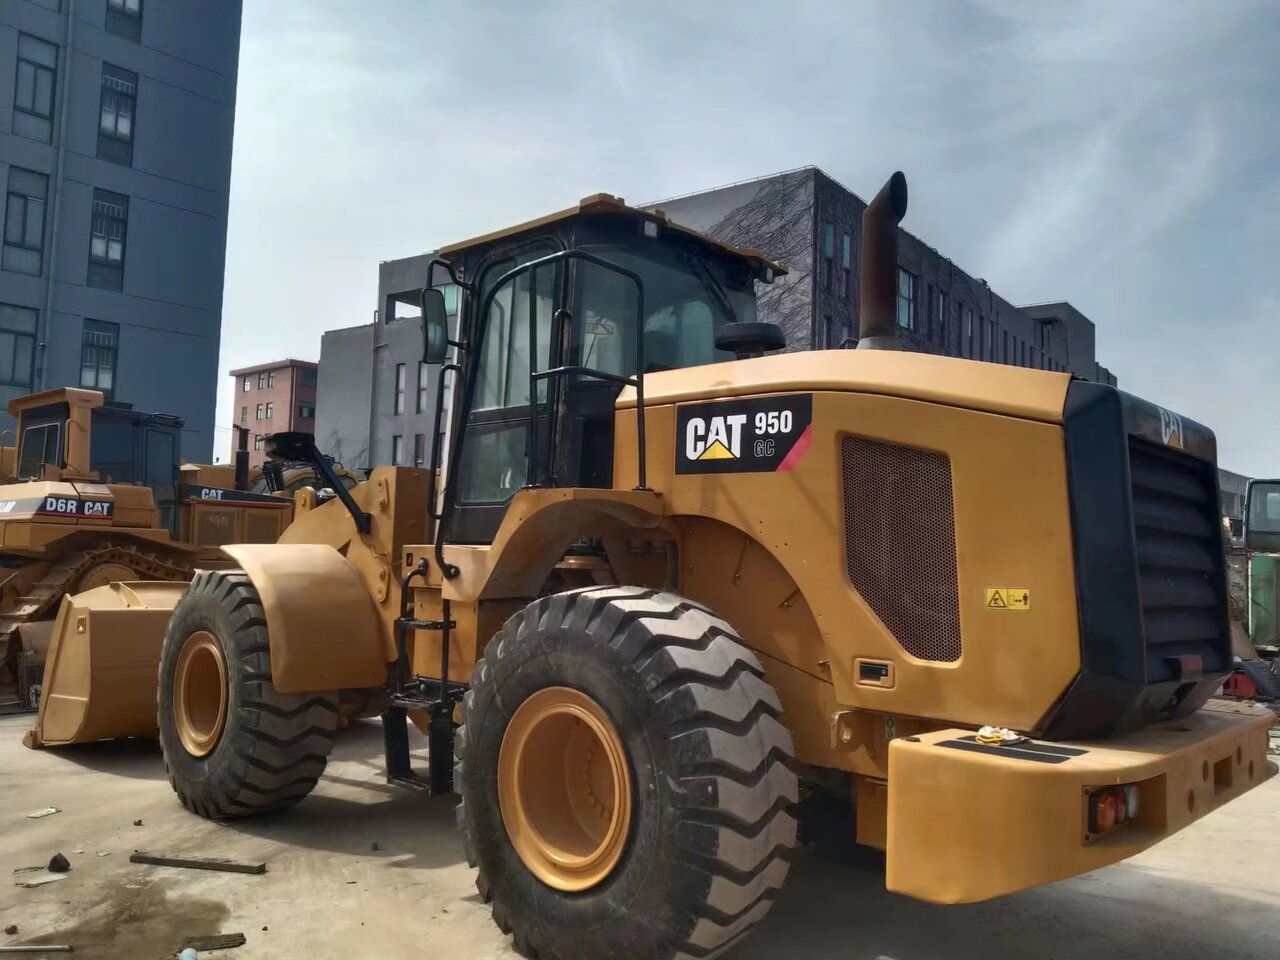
[498,687,632,892]
[174,630,228,757]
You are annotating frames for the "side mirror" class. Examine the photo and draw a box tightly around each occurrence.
[264,431,316,463]
[422,288,448,364]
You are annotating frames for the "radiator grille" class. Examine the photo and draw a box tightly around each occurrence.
[1128,438,1228,681]
[841,435,962,662]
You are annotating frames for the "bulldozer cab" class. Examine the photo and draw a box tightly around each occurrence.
[425,195,784,545]
[1245,478,1280,553]
[9,387,183,534]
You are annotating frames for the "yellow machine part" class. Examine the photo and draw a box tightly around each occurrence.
[24,581,187,748]
[222,543,389,693]
[883,700,1276,903]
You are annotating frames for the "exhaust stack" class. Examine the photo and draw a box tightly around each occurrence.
[233,425,250,491]
[856,171,909,350]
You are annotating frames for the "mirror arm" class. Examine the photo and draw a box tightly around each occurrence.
[299,436,370,534]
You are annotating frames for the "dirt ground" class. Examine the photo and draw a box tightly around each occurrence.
[2,715,1278,960]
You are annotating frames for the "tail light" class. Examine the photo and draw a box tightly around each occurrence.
[1088,784,1140,835]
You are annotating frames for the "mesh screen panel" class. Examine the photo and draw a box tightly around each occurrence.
[841,435,962,662]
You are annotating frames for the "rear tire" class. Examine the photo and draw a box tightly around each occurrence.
[157,570,338,818]
[457,587,798,960]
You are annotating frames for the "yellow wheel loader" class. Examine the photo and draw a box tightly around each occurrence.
[0,388,335,739]
[90,178,1272,959]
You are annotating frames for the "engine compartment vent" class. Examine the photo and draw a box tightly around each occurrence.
[840,435,962,662]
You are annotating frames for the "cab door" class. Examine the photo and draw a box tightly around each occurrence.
[447,252,559,544]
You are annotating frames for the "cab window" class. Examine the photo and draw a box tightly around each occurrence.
[17,423,60,480]
[1250,484,1280,534]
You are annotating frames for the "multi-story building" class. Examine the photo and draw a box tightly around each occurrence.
[317,167,1119,471]
[229,358,317,470]
[0,0,242,459]
[315,252,458,473]
[644,167,1116,384]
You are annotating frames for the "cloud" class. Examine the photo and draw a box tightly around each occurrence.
[216,0,1279,476]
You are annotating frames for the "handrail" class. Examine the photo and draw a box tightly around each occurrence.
[425,361,460,520]
[530,365,646,489]
[433,248,649,581]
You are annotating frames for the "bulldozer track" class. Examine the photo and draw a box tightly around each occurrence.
[0,541,193,650]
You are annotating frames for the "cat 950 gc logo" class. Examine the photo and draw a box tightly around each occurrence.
[676,395,813,475]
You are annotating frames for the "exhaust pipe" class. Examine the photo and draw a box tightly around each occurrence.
[233,425,250,491]
[856,171,908,350]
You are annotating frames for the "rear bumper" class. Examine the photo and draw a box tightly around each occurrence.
[885,700,1276,904]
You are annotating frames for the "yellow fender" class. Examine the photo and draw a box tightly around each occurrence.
[221,544,390,694]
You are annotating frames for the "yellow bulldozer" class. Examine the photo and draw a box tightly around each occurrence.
[0,387,349,721]
[41,178,1276,959]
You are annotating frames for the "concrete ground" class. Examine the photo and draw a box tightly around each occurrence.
[2,715,1278,960]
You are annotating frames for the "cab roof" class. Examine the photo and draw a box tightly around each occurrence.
[7,387,104,418]
[437,193,788,278]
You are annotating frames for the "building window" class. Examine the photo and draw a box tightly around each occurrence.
[240,406,248,423]
[935,290,948,347]
[257,372,266,389]
[0,304,37,388]
[413,433,426,468]
[242,376,250,391]
[820,223,834,291]
[265,402,273,419]
[839,232,851,298]
[13,34,57,144]
[87,189,128,290]
[896,268,917,331]
[105,0,143,42]
[300,368,317,389]
[3,167,48,276]
[391,435,404,465]
[254,435,263,451]
[79,319,119,396]
[417,362,429,414]
[97,64,137,166]
[394,363,406,415]
[964,308,974,357]
[267,370,276,388]
[297,403,315,419]
[255,403,264,420]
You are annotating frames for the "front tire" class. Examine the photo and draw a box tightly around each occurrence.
[457,587,798,960]
[157,570,338,818]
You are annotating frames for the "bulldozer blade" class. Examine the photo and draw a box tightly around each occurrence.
[24,581,187,749]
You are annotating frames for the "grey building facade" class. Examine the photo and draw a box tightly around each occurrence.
[318,166,1120,472]
[0,0,242,460]
[315,252,457,474]
[645,167,1116,384]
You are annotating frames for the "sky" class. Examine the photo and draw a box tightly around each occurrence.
[217,0,1279,475]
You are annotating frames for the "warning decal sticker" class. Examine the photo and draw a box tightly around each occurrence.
[985,588,1031,611]
[676,395,813,475]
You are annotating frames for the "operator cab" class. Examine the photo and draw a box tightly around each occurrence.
[1245,479,1280,553]
[8,387,183,533]
[423,194,786,544]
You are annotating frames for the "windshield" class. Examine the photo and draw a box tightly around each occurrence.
[91,420,136,483]
[572,247,756,378]
[1248,482,1280,535]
